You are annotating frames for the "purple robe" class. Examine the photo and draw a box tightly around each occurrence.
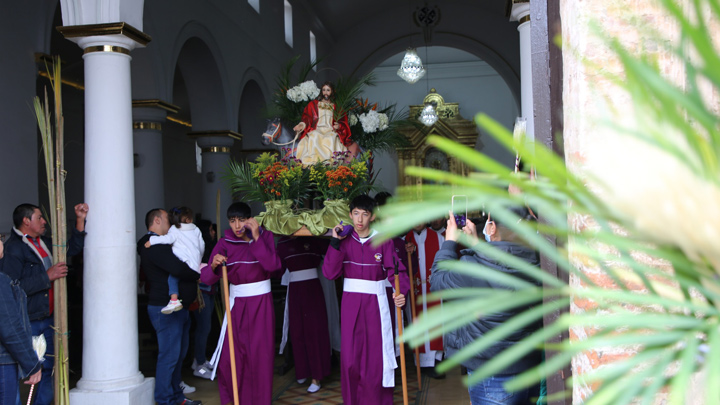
[322,231,410,405]
[201,227,281,405]
[277,236,332,381]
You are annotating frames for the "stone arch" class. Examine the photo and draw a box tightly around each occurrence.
[237,78,267,150]
[349,33,520,111]
[169,22,231,130]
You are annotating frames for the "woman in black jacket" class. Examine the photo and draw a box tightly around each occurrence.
[429,209,541,405]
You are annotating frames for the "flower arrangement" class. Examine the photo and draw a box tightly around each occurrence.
[286,80,320,103]
[225,152,311,205]
[309,151,373,201]
[358,109,389,133]
[348,98,412,154]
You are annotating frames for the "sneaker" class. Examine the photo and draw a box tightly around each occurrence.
[201,360,214,371]
[307,383,321,393]
[297,378,307,384]
[179,381,195,394]
[193,365,212,380]
[161,299,183,314]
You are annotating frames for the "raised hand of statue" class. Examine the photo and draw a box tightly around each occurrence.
[293,122,306,133]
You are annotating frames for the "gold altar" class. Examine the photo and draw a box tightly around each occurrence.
[397,89,480,187]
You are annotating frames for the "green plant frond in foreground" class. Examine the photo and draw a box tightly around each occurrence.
[375,0,720,403]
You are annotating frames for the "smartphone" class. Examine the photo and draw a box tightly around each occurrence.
[452,195,468,227]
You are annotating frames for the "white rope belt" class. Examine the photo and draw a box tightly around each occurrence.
[344,278,397,388]
[209,279,271,380]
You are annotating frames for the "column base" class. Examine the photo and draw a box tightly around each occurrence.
[70,377,154,405]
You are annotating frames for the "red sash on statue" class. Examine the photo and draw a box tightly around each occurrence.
[405,229,443,352]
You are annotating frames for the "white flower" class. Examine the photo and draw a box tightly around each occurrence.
[286,80,319,103]
[359,110,387,133]
[378,113,389,131]
[286,87,304,103]
[349,114,358,126]
[299,80,320,100]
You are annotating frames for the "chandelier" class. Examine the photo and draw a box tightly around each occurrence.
[419,102,438,126]
[397,48,426,84]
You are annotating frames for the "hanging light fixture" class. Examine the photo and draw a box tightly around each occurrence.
[420,102,438,126]
[397,48,426,84]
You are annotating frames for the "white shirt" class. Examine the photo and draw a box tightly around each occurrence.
[149,223,205,272]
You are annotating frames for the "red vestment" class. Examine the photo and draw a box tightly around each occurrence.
[405,228,444,353]
[299,99,352,147]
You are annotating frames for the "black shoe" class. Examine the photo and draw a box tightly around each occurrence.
[422,367,446,380]
[179,399,202,405]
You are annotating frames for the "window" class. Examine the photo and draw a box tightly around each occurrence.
[309,31,317,70]
[248,0,260,13]
[284,0,293,47]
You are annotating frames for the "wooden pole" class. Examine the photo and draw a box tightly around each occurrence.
[221,262,239,405]
[394,259,409,405]
[406,250,422,390]
[217,190,239,405]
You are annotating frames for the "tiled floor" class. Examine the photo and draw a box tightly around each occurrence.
[186,356,470,405]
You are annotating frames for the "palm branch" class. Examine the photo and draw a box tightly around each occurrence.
[264,56,321,125]
[223,159,265,203]
[333,73,375,122]
[374,0,720,403]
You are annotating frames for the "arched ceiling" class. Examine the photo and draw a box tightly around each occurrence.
[304,0,510,42]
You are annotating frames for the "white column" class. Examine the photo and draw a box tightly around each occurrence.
[132,103,175,239]
[64,34,153,404]
[191,133,238,229]
[511,2,534,142]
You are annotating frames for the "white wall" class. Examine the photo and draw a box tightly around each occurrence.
[362,47,519,194]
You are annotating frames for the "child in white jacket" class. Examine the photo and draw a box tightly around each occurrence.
[145,206,205,314]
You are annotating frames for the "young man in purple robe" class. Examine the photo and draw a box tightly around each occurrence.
[277,236,332,393]
[323,195,410,405]
[201,202,281,405]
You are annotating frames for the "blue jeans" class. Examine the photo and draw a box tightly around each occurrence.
[191,291,213,365]
[0,363,19,405]
[29,317,54,405]
[467,370,540,405]
[167,275,179,297]
[148,305,191,405]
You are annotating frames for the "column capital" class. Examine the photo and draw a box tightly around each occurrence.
[510,1,531,24]
[189,130,243,148]
[132,99,180,124]
[57,22,151,52]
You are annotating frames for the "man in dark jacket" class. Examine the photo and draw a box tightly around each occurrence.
[1,202,87,405]
[430,209,541,405]
[0,241,42,403]
[138,208,201,405]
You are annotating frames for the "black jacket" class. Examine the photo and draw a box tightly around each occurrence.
[430,240,542,374]
[2,227,85,321]
[137,233,199,307]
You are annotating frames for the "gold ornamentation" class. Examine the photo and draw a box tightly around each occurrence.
[397,90,480,187]
[201,147,231,154]
[83,45,130,55]
[188,130,243,141]
[57,22,151,46]
[519,15,530,24]
[133,122,162,131]
[132,99,180,114]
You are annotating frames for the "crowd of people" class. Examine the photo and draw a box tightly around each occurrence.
[0,190,543,405]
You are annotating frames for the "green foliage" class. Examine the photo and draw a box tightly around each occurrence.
[265,55,320,125]
[349,102,412,153]
[224,153,311,205]
[373,0,720,403]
